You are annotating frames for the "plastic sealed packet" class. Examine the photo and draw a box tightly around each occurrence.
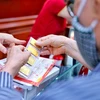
[19,37,41,78]
[19,65,32,78]
[30,37,41,50]
[27,56,36,66]
[26,37,41,57]
[27,45,39,57]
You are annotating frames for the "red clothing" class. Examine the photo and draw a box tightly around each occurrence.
[29,0,66,40]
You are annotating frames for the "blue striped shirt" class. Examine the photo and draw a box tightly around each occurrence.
[0,72,13,88]
[1,63,100,100]
[0,72,23,100]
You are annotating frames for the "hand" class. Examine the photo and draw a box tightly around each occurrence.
[0,33,26,54]
[36,35,67,56]
[2,45,31,77]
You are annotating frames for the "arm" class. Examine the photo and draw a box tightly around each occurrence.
[49,0,72,22]
[57,6,72,22]
[62,37,92,69]
[0,71,23,100]
[0,45,31,100]
[0,33,30,100]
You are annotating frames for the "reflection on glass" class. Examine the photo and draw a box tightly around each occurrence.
[33,63,81,100]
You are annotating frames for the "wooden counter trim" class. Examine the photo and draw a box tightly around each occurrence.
[0,15,38,23]
[0,15,38,31]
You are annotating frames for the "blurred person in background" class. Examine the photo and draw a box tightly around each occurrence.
[27,0,74,63]
[27,0,73,40]
[34,0,100,100]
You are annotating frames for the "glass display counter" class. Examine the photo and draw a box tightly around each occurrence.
[32,63,82,100]
[0,58,82,100]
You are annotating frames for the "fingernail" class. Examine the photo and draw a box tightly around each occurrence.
[22,40,26,42]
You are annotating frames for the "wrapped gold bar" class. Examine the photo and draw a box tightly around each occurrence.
[20,65,31,76]
[27,56,35,66]
[30,37,41,50]
[27,45,39,57]
[30,38,36,46]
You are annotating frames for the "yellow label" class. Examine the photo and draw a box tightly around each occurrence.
[30,38,36,46]
[27,56,35,66]
[30,38,41,50]
[27,45,39,57]
[20,66,31,76]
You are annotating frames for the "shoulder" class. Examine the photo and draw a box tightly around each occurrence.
[45,0,65,6]
[42,0,66,15]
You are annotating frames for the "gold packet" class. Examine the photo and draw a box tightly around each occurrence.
[30,37,41,50]
[27,45,39,57]
[27,56,35,66]
[20,65,31,76]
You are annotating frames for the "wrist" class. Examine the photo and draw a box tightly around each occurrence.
[57,36,69,54]
[3,63,17,77]
[2,68,15,77]
[60,36,71,54]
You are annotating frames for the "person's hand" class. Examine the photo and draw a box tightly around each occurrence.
[0,33,26,54]
[2,45,31,77]
[36,35,67,56]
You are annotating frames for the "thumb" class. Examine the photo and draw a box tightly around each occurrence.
[0,44,7,54]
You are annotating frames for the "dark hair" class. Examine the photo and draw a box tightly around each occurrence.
[64,0,74,6]
[67,4,74,17]
[67,0,74,5]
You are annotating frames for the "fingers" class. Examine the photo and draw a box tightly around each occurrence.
[7,45,25,57]
[3,44,31,77]
[0,33,26,54]
[36,36,52,47]
[0,43,7,54]
[11,38,26,45]
[4,34,26,45]
[37,34,54,41]
[40,50,51,55]
[23,50,31,58]
[9,43,15,47]
[17,45,25,51]
[11,45,31,57]
[36,34,58,47]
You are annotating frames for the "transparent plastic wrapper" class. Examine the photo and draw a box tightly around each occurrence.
[19,37,41,78]
[16,37,56,87]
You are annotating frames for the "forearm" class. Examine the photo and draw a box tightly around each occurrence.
[57,6,72,22]
[62,37,92,69]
